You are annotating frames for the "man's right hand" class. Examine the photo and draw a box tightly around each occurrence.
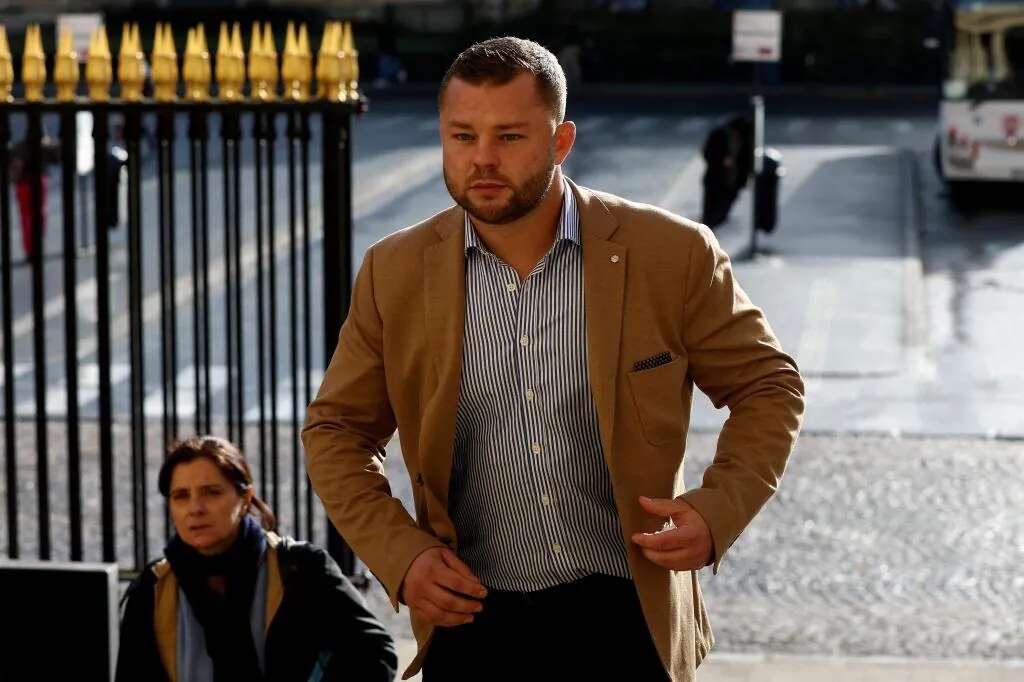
[399,547,488,627]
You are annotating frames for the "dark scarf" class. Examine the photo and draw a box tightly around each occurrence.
[165,515,267,682]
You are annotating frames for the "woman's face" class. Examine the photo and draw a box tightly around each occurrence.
[168,457,252,556]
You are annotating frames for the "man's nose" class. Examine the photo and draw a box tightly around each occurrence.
[471,139,500,169]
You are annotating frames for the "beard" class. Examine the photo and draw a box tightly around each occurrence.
[444,156,557,225]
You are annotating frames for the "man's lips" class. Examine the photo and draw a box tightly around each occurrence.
[470,182,506,189]
[189,524,211,532]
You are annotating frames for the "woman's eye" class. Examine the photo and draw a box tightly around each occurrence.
[501,134,522,141]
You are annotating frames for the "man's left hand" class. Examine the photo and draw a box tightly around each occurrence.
[631,495,714,572]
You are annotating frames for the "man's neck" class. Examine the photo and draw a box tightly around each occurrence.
[471,170,565,281]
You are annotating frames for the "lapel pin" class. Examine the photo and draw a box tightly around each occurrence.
[610,254,620,263]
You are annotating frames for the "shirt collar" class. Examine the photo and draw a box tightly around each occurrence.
[464,177,580,255]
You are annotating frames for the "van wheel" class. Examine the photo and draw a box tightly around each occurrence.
[946,180,975,210]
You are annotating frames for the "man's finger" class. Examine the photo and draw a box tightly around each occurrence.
[414,600,475,628]
[427,584,485,615]
[435,564,489,600]
[441,550,483,582]
[638,495,683,518]
[640,546,703,572]
[631,524,699,551]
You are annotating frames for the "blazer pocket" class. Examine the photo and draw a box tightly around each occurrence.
[627,355,686,446]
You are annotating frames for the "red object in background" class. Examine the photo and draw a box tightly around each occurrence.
[1003,114,1020,139]
[15,175,47,258]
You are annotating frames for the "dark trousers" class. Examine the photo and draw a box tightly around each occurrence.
[423,573,669,681]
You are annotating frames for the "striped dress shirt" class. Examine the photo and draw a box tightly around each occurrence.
[450,179,632,592]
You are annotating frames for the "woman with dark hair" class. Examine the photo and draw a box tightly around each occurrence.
[115,436,397,682]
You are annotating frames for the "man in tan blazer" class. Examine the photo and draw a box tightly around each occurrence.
[304,37,804,681]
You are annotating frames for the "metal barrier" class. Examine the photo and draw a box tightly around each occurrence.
[0,20,363,575]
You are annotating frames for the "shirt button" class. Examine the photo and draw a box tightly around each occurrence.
[506,282,517,293]
[552,543,562,554]
[530,442,541,455]
[519,335,529,347]
[541,493,551,506]
[525,388,536,401]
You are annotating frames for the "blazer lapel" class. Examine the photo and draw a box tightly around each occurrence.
[572,179,626,468]
[421,207,466,510]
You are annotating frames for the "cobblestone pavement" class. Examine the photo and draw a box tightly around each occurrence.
[3,421,1021,660]
[363,431,1024,661]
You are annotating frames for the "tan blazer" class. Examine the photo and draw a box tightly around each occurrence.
[303,179,805,681]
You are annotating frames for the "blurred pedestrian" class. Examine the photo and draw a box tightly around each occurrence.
[558,29,583,90]
[701,115,753,228]
[115,436,398,682]
[304,37,804,682]
[9,132,58,259]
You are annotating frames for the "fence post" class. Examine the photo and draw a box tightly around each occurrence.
[321,108,357,576]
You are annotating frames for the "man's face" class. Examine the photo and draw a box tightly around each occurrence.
[440,72,574,225]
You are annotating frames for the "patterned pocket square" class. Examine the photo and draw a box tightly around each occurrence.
[632,351,672,372]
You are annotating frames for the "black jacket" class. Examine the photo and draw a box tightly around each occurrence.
[115,536,398,682]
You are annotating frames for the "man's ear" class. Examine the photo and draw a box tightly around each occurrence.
[554,120,577,165]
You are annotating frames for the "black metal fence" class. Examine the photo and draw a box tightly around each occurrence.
[0,22,363,576]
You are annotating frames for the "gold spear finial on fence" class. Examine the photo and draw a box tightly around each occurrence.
[316,22,344,101]
[282,21,312,102]
[152,23,179,101]
[22,24,46,102]
[248,22,262,94]
[119,23,145,101]
[55,29,79,101]
[248,21,276,101]
[85,25,112,101]
[184,23,211,101]
[342,21,359,101]
[0,27,15,102]
[216,22,245,101]
[263,22,278,100]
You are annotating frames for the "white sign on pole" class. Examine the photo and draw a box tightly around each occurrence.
[58,15,102,176]
[57,14,103,55]
[732,10,782,63]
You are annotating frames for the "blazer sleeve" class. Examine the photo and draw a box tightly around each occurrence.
[679,225,805,574]
[302,246,444,610]
[114,573,169,682]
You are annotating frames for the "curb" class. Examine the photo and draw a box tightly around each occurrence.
[701,652,1024,682]
[900,148,930,365]
[395,639,1024,681]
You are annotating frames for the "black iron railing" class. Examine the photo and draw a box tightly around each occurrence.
[0,20,364,577]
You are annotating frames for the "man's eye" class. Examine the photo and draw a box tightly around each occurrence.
[453,133,474,141]
[501,134,522,141]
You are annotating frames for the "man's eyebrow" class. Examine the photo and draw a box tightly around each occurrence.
[444,121,530,130]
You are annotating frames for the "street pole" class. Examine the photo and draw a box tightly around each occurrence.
[749,65,764,259]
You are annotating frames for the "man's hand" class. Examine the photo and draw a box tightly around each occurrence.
[399,547,488,627]
[631,495,714,571]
